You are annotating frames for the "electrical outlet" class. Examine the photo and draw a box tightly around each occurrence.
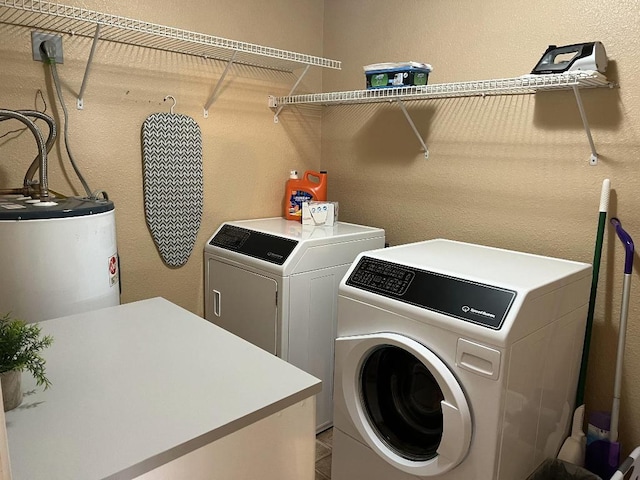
[31,31,64,63]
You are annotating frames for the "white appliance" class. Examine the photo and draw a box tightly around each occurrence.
[0,196,120,324]
[204,217,385,432]
[332,239,591,480]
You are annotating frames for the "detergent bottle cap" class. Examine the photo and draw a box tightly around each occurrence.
[289,170,299,179]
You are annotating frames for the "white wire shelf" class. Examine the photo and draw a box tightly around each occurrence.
[269,71,614,165]
[0,0,341,72]
[270,71,612,106]
[0,0,342,114]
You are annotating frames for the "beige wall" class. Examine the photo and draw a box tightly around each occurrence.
[320,0,640,458]
[0,0,324,313]
[2,0,640,465]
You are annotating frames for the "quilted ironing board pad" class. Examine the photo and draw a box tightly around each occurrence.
[142,112,203,267]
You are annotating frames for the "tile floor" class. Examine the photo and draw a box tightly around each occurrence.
[315,427,333,480]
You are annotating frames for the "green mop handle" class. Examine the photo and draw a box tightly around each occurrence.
[576,179,610,407]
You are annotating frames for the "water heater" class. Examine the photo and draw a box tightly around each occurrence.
[0,196,120,323]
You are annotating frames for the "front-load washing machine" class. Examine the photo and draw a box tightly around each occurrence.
[204,217,385,432]
[332,239,592,480]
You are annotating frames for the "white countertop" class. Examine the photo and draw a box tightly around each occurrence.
[4,298,321,480]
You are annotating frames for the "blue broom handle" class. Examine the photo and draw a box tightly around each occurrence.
[611,218,634,274]
[609,217,634,443]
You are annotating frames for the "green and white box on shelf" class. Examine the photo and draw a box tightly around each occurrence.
[364,61,433,89]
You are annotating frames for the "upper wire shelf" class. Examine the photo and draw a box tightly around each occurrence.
[270,71,612,106]
[0,0,342,72]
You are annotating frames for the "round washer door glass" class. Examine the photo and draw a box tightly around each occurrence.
[338,332,472,476]
[361,345,444,461]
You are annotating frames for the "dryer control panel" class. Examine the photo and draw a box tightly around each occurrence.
[210,224,298,265]
[346,257,516,329]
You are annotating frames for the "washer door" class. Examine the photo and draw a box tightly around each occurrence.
[339,332,472,477]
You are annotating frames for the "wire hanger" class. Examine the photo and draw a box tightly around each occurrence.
[164,95,177,114]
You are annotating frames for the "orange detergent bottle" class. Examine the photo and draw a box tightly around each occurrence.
[284,170,328,221]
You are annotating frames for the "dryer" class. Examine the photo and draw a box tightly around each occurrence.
[332,239,591,479]
[204,217,385,432]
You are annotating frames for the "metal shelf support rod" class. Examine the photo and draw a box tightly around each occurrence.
[203,50,238,118]
[273,64,310,123]
[77,23,101,110]
[571,85,598,166]
[397,98,429,159]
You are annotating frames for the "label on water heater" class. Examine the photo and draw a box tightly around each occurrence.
[108,254,119,287]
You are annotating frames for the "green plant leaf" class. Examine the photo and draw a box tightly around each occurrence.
[0,313,53,389]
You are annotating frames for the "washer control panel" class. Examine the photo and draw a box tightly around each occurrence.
[210,224,298,265]
[346,256,516,329]
[347,257,415,296]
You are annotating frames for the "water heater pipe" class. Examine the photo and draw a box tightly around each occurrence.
[18,110,56,194]
[0,109,49,199]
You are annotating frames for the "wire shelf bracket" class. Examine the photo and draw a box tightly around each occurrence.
[397,99,429,159]
[0,0,341,111]
[271,64,311,123]
[571,84,599,165]
[203,51,237,118]
[76,23,100,110]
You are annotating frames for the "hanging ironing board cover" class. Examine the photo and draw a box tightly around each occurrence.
[142,112,203,267]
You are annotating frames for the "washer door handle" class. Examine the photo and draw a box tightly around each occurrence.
[437,401,472,464]
[213,289,221,317]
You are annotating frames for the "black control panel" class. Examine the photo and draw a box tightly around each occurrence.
[346,257,516,329]
[210,224,298,265]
